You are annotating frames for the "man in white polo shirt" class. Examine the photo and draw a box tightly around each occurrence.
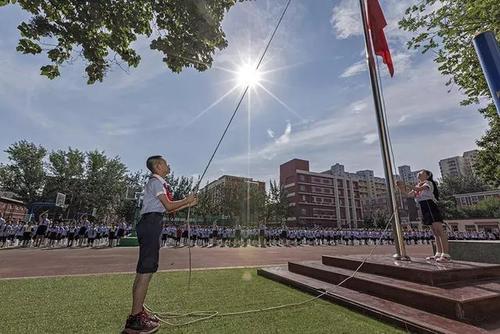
[122,155,197,334]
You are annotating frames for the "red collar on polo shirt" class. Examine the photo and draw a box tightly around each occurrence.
[152,174,174,201]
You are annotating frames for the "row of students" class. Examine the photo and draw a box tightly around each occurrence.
[0,214,131,248]
[155,224,500,248]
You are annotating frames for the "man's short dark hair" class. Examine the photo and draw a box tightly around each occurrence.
[146,155,164,173]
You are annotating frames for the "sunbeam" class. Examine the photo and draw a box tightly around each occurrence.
[183,85,240,128]
[256,82,305,121]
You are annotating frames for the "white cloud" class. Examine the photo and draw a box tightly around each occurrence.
[330,0,363,39]
[330,0,414,42]
[267,129,275,138]
[398,114,409,123]
[340,60,366,78]
[333,0,417,80]
[275,122,291,145]
[363,133,379,144]
[350,100,368,114]
[341,51,413,79]
[210,57,488,182]
[391,52,412,74]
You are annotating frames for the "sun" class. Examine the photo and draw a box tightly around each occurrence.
[236,63,262,88]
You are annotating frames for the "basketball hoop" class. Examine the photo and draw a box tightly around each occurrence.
[55,193,66,207]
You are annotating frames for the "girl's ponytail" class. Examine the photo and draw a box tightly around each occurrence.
[424,170,439,201]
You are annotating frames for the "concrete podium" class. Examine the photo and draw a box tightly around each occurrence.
[432,240,500,264]
[259,255,500,333]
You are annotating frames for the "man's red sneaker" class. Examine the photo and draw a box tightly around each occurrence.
[142,306,160,324]
[122,312,160,334]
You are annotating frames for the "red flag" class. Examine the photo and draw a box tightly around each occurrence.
[367,0,394,77]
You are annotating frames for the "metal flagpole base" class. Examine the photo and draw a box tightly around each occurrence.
[393,253,411,261]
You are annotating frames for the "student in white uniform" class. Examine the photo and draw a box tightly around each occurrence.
[35,213,50,247]
[397,169,450,262]
[87,224,97,247]
[0,213,6,247]
[122,155,197,334]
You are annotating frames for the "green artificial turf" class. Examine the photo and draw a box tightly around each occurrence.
[0,269,403,333]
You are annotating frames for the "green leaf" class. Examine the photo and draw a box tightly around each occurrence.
[0,0,16,7]
[40,64,60,79]
[3,0,246,84]
[16,38,42,54]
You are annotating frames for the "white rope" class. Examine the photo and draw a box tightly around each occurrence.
[145,213,394,327]
[144,0,415,329]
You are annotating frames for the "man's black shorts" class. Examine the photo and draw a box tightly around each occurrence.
[136,213,163,274]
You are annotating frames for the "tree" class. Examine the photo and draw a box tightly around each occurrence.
[474,105,500,188]
[116,170,149,223]
[165,172,194,220]
[439,173,490,199]
[439,197,466,220]
[0,0,243,84]
[219,181,244,225]
[115,198,137,224]
[43,148,85,217]
[362,209,390,229]
[244,184,266,225]
[438,173,492,219]
[399,0,498,106]
[214,180,266,226]
[196,183,220,224]
[0,140,47,204]
[267,180,289,224]
[166,173,194,201]
[464,197,500,219]
[79,151,128,220]
[399,1,500,185]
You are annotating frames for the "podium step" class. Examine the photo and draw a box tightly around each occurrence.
[322,255,500,285]
[258,266,488,334]
[287,261,500,324]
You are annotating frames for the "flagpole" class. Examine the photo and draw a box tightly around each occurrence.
[359,0,409,261]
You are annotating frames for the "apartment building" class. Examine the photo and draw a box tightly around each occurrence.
[280,159,363,227]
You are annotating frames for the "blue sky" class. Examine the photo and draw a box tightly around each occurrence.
[0,0,489,184]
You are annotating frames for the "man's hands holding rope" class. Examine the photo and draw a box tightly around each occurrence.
[185,193,198,207]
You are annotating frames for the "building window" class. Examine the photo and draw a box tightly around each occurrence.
[301,208,307,215]
[465,225,477,232]
[299,174,305,181]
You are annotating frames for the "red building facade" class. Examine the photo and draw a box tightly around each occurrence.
[280,159,363,227]
[0,197,27,221]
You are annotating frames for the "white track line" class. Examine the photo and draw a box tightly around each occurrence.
[0,264,279,281]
